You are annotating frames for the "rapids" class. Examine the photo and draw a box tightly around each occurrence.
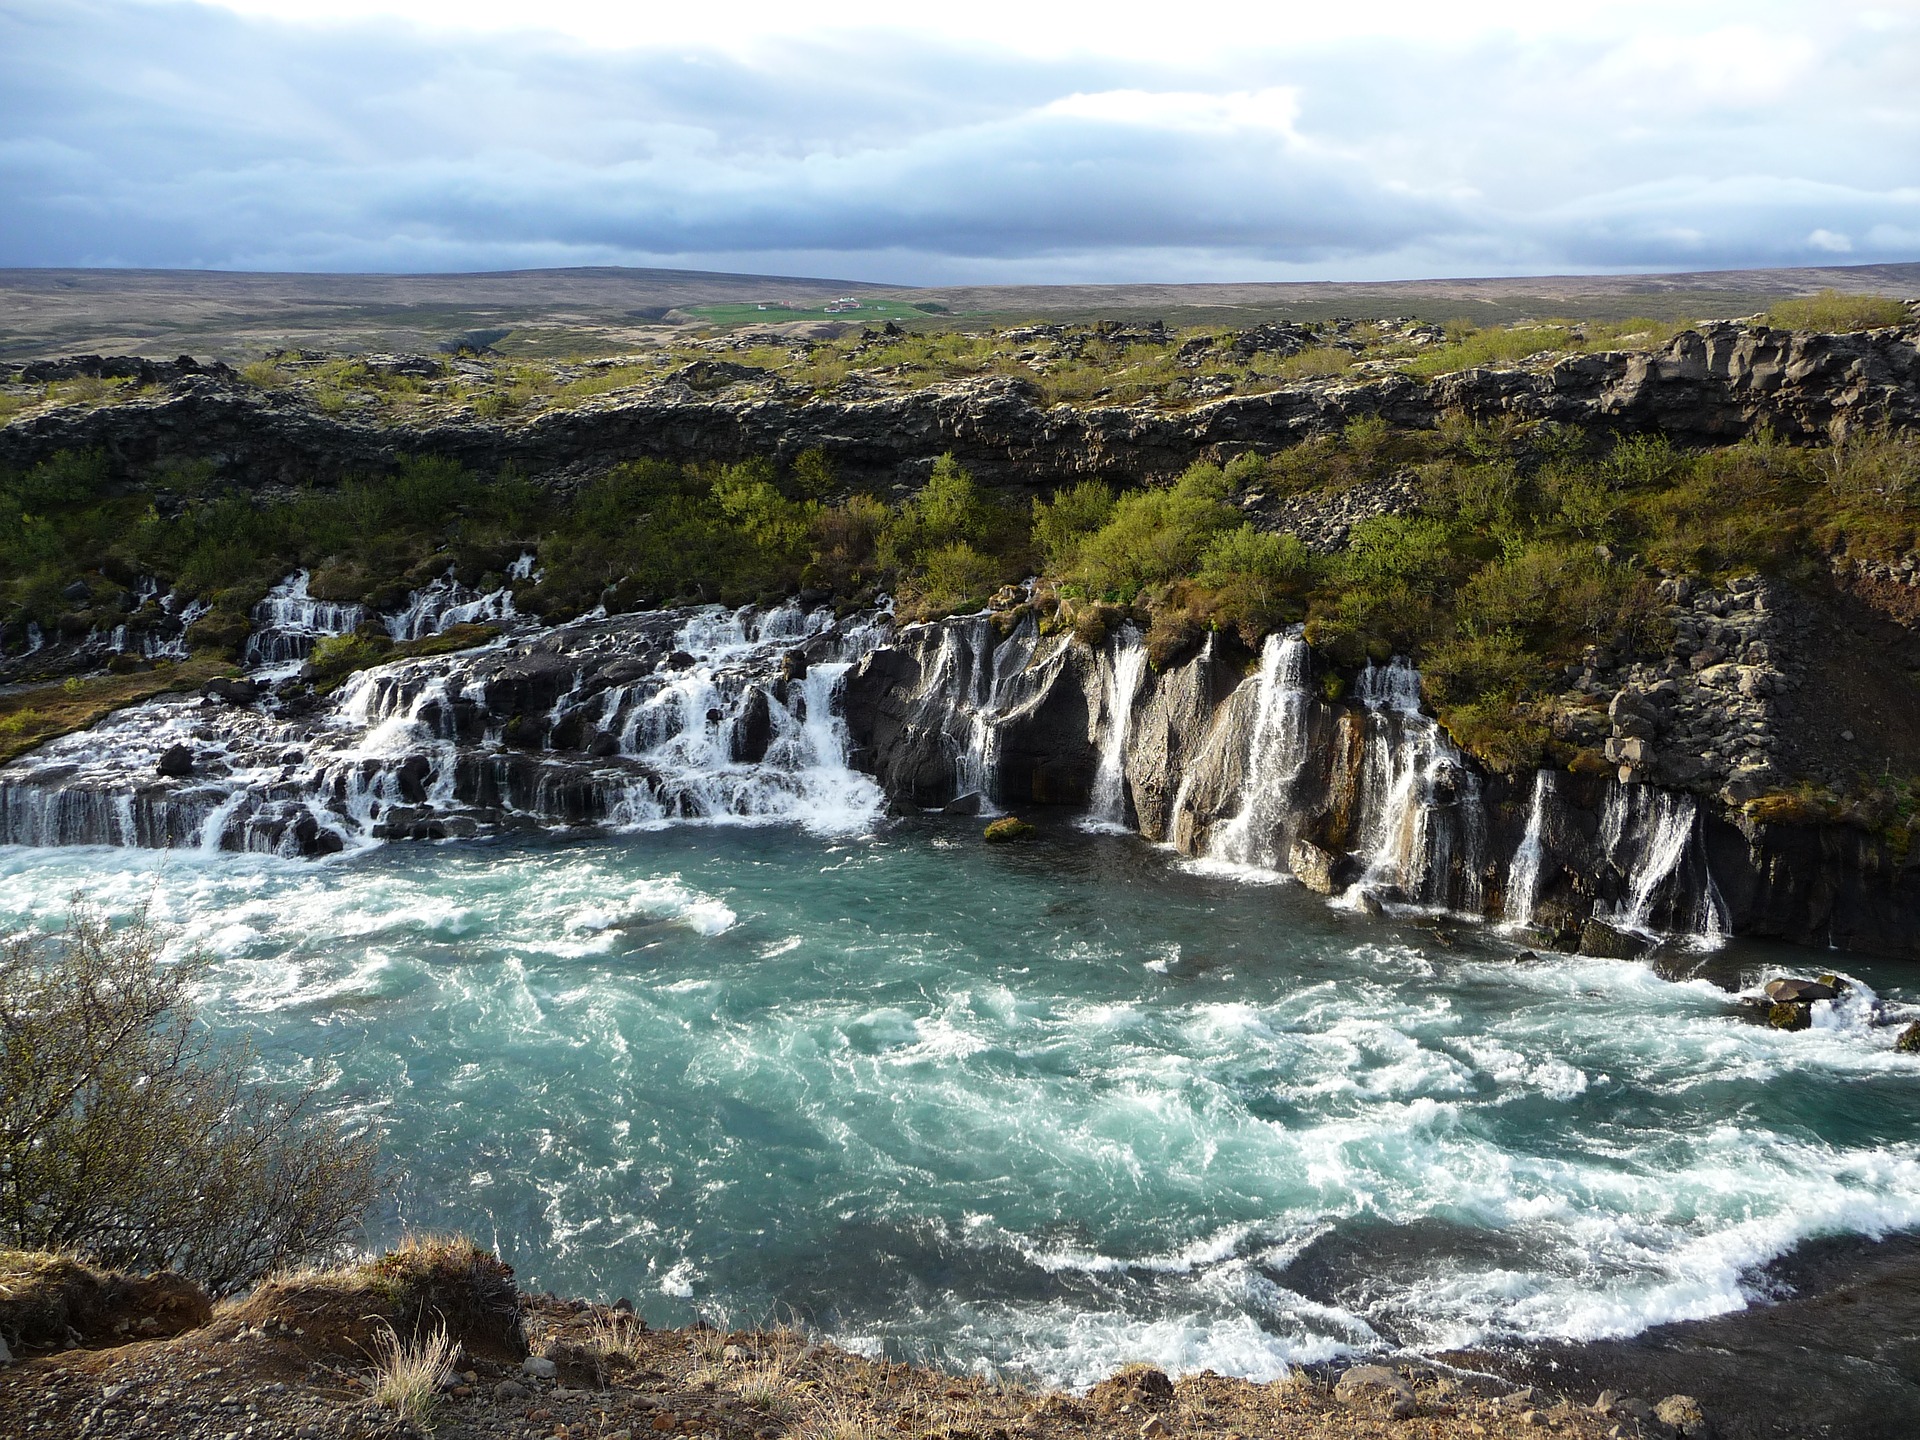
[1,824,1915,1388]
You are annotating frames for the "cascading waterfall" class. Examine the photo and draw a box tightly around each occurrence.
[1345,656,1486,910]
[1206,628,1314,871]
[384,571,519,642]
[1083,626,1148,831]
[1504,770,1555,929]
[244,572,366,669]
[0,600,889,854]
[905,612,1045,810]
[1598,784,1727,940]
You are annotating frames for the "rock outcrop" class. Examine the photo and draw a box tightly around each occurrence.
[841,613,1920,960]
[4,321,1917,492]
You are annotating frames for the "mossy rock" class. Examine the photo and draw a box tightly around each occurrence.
[185,609,253,655]
[1768,1001,1812,1032]
[983,816,1037,844]
[1895,1022,1920,1054]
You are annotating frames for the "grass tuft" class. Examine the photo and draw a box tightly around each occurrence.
[369,1319,457,1425]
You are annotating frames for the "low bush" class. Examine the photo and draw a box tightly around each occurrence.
[0,907,383,1295]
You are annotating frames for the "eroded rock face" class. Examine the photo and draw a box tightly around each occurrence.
[842,612,1920,959]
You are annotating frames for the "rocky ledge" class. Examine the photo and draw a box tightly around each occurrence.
[3,319,1917,492]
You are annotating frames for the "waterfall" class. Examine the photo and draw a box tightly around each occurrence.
[1597,784,1727,940]
[1083,626,1148,831]
[0,601,890,854]
[384,571,518,642]
[904,612,1046,811]
[1344,656,1486,910]
[244,572,366,670]
[1503,770,1555,929]
[1206,628,1313,870]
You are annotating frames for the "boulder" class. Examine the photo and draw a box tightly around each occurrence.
[730,686,774,764]
[204,676,260,706]
[1579,917,1649,959]
[395,753,433,804]
[521,1356,557,1380]
[781,649,809,682]
[1654,1395,1713,1439]
[1288,838,1342,895]
[156,742,194,778]
[1765,976,1837,1004]
[1894,1022,1920,1053]
[983,816,1036,844]
[942,792,984,817]
[1768,1001,1812,1032]
[1334,1365,1416,1420]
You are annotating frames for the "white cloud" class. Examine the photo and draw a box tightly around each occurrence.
[3,0,1917,282]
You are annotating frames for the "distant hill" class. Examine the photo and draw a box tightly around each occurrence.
[1,260,1915,361]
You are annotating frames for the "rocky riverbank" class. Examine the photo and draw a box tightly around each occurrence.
[0,1241,1697,1440]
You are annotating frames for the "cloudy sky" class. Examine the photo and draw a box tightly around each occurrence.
[3,0,1917,283]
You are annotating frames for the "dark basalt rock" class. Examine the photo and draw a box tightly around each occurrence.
[730,686,774,764]
[203,676,260,707]
[155,743,194,779]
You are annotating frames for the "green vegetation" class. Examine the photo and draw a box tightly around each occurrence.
[1766,290,1910,333]
[1395,317,1689,377]
[0,906,382,1293]
[8,324,1920,781]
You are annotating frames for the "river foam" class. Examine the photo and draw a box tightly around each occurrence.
[1,823,1914,1389]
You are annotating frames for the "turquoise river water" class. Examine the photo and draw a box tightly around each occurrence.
[3,820,1917,1388]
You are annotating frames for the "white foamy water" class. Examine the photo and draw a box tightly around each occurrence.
[0,824,1914,1390]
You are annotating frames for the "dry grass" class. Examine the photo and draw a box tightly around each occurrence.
[731,1349,802,1420]
[368,1319,456,1425]
[787,1389,887,1440]
[582,1309,649,1361]
[0,1249,211,1352]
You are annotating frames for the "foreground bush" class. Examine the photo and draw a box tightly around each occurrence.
[0,907,382,1294]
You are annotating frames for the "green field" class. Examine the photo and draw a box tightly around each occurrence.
[684,298,956,328]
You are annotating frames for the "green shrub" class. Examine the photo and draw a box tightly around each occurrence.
[909,542,1004,616]
[1194,524,1314,640]
[1032,480,1116,570]
[881,454,993,568]
[1071,463,1236,599]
